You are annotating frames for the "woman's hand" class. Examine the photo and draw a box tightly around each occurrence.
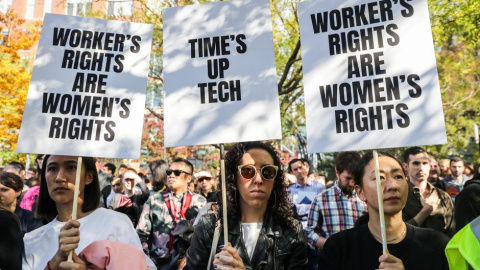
[377,253,405,270]
[48,220,81,269]
[213,243,246,270]
[58,251,87,270]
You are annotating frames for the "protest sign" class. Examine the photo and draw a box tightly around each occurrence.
[299,0,447,153]
[16,14,153,159]
[163,0,282,147]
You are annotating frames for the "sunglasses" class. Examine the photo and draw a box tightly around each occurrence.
[197,177,212,182]
[238,164,279,181]
[166,169,191,177]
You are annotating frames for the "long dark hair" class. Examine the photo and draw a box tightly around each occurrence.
[36,155,100,220]
[217,141,294,229]
[149,159,168,192]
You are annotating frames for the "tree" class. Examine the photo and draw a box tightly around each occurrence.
[0,10,40,151]
[428,0,480,162]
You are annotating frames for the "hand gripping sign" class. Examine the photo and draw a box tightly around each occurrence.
[299,0,447,254]
[16,14,153,261]
[163,0,282,246]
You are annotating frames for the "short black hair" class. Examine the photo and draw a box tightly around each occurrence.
[449,156,464,166]
[402,147,428,164]
[5,162,25,174]
[171,157,194,174]
[36,155,100,220]
[335,151,361,174]
[287,158,310,173]
[104,163,116,175]
[353,152,404,187]
[0,172,24,192]
[149,160,168,192]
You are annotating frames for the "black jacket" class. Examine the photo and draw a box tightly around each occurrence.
[402,181,455,237]
[185,212,308,270]
[454,177,480,231]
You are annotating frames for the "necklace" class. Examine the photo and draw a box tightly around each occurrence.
[368,223,407,243]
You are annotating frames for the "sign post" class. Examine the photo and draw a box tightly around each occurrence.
[16,14,153,262]
[299,0,448,252]
[163,0,282,245]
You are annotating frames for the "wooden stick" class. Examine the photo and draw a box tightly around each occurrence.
[68,156,82,262]
[373,150,388,254]
[220,144,228,245]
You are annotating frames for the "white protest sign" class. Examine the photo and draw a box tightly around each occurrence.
[16,14,153,159]
[299,0,447,153]
[163,0,282,147]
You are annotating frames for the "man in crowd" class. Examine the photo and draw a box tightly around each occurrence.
[4,162,29,196]
[439,159,451,178]
[402,147,455,237]
[103,163,116,178]
[307,152,367,251]
[288,158,325,269]
[454,172,480,231]
[428,156,446,191]
[443,156,472,198]
[137,158,206,269]
[194,170,217,202]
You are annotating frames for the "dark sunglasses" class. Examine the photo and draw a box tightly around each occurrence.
[238,164,279,181]
[166,169,191,177]
[197,177,212,182]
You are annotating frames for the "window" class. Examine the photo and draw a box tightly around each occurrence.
[44,0,53,13]
[66,0,92,16]
[0,0,12,13]
[107,0,133,16]
[25,0,35,19]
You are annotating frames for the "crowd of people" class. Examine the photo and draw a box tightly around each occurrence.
[0,142,479,269]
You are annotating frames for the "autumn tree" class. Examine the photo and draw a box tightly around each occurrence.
[0,10,40,152]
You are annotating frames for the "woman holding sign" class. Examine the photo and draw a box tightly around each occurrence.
[185,141,308,269]
[22,155,156,270]
[319,152,449,270]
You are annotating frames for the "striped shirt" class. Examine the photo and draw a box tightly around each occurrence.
[306,181,367,246]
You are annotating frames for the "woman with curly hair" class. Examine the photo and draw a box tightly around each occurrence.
[185,141,308,269]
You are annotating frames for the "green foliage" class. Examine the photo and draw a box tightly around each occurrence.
[428,0,480,163]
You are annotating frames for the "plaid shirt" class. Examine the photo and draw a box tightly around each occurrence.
[136,189,206,265]
[306,181,367,246]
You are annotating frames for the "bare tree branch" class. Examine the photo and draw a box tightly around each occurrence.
[145,106,164,120]
[278,39,301,94]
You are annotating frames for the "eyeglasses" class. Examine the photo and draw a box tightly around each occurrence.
[166,169,191,177]
[197,177,212,182]
[238,164,279,181]
[124,178,135,182]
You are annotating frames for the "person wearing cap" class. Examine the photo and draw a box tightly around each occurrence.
[195,170,217,202]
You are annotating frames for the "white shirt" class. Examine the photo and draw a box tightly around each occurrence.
[23,208,156,269]
[242,222,262,260]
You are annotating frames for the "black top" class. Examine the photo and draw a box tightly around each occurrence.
[14,205,43,235]
[402,181,455,236]
[0,210,23,270]
[454,178,480,231]
[319,223,449,270]
[185,212,308,270]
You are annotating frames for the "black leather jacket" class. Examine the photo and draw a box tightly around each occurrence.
[185,212,308,270]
